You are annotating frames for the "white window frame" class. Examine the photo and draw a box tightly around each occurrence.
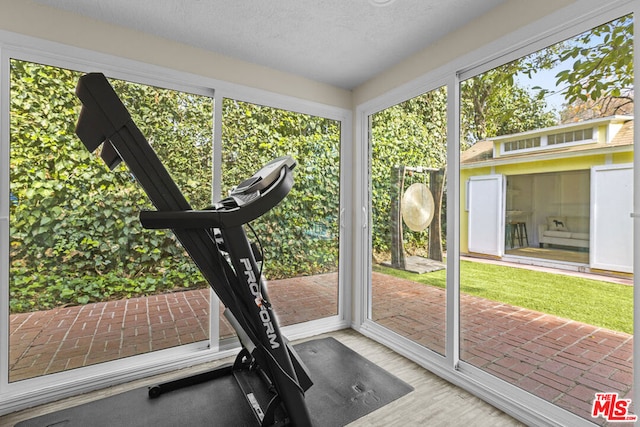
[547,127,594,145]
[0,32,351,414]
[354,1,638,426]
[500,126,597,156]
[502,136,542,154]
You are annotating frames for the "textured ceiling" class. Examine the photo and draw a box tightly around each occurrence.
[34,0,506,89]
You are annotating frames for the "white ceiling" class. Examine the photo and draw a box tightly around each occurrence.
[34,0,506,89]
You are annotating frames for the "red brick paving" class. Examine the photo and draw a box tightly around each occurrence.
[9,273,339,382]
[371,272,633,425]
[9,291,211,381]
[9,270,633,424]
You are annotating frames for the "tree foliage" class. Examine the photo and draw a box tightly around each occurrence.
[560,96,634,124]
[522,14,634,119]
[460,67,558,145]
[555,14,633,108]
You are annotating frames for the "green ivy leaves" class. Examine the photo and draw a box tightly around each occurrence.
[9,61,342,312]
[9,61,209,312]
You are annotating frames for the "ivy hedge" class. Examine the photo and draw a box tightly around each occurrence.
[370,87,448,260]
[9,56,555,313]
[9,61,340,312]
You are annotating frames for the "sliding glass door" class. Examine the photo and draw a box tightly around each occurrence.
[8,59,214,382]
[369,86,448,355]
[459,15,634,424]
[365,10,635,425]
[219,98,342,341]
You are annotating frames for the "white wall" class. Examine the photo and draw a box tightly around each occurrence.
[0,0,352,109]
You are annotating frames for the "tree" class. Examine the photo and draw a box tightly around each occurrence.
[460,67,558,146]
[524,14,633,119]
[560,95,634,124]
[556,14,633,109]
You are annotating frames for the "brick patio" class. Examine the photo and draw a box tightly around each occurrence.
[9,270,633,424]
[371,272,633,425]
[9,273,339,382]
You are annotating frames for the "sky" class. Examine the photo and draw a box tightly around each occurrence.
[515,66,568,114]
[513,23,618,116]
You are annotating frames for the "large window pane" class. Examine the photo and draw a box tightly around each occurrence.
[459,15,633,424]
[219,98,341,340]
[9,60,213,381]
[369,86,448,355]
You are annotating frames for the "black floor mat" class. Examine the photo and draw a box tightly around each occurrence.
[16,337,413,427]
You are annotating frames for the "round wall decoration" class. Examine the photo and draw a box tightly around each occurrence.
[401,182,435,232]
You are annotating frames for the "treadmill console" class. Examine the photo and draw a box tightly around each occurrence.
[140,155,297,229]
[232,156,296,195]
[227,156,296,208]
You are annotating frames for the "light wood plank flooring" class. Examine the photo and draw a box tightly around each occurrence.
[333,330,524,427]
[1,329,524,427]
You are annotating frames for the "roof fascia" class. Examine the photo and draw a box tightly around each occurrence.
[461,144,633,170]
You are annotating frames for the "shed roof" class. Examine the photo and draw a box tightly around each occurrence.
[460,118,634,168]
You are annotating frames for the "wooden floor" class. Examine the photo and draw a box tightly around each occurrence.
[505,246,589,265]
[1,329,523,427]
[331,330,524,427]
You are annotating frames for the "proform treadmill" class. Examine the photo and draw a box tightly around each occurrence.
[75,73,313,427]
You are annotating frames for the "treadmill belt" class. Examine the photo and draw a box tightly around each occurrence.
[16,337,413,427]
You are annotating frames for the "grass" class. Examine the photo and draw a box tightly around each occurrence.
[373,260,633,334]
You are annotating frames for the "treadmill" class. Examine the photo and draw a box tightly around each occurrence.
[75,72,313,427]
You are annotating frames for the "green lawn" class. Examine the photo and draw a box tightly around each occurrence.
[373,260,633,334]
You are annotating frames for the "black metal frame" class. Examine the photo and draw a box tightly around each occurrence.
[75,73,312,426]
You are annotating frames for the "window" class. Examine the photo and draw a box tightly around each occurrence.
[8,60,214,382]
[503,136,541,152]
[220,99,342,341]
[548,127,594,145]
[362,8,635,427]
[368,86,448,355]
[2,56,346,408]
[461,14,633,425]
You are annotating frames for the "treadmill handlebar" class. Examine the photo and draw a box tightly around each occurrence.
[140,156,295,229]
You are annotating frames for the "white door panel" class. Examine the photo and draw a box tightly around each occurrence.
[590,164,633,273]
[468,175,505,256]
